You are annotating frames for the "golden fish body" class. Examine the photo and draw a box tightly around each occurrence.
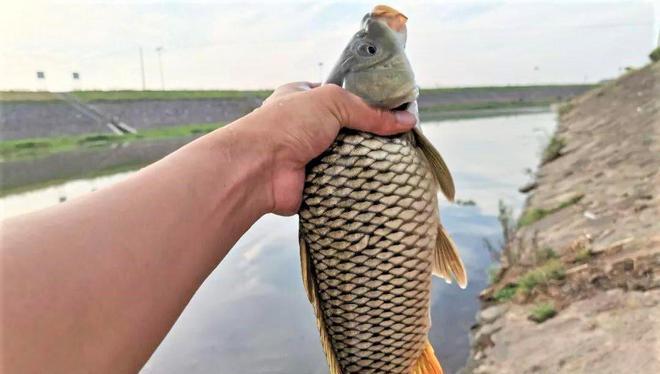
[299,5,467,374]
[299,129,465,374]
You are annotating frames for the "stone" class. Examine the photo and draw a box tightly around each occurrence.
[478,305,507,324]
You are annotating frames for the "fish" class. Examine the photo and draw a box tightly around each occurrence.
[298,5,467,374]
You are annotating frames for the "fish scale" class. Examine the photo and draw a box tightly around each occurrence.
[299,129,440,373]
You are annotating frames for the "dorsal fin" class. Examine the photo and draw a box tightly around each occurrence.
[299,237,343,374]
[412,127,455,201]
[432,225,468,288]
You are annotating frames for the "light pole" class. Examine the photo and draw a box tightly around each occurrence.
[156,46,165,90]
[139,47,146,90]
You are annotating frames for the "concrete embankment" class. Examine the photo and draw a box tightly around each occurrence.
[463,63,659,373]
[0,85,593,140]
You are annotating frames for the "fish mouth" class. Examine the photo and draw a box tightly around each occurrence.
[392,102,411,112]
[391,100,420,126]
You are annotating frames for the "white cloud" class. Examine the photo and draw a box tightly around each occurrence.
[0,0,655,90]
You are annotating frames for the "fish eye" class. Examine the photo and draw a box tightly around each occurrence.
[357,43,378,57]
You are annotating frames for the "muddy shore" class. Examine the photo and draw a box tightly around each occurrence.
[462,63,659,373]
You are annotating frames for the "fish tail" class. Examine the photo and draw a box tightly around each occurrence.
[411,339,443,374]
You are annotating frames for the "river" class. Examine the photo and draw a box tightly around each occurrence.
[0,112,556,373]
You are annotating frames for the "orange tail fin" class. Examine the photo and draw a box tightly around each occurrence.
[411,339,443,374]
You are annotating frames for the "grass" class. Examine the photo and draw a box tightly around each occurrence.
[517,259,565,295]
[557,102,575,116]
[492,260,566,303]
[488,265,502,284]
[541,135,566,164]
[574,248,592,263]
[529,302,557,323]
[420,84,594,96]
[70,90,272,102]
[0,91,59,102]
[420,100,552,114]
[1,84,596,103]
[0,90,271,102]
[493,285,517,302]
[518,194,584,227]
[0,123,222,161]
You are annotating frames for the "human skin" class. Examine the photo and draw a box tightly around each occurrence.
[0,83,416,373]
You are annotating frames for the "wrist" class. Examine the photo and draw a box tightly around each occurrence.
[204,116,275,216]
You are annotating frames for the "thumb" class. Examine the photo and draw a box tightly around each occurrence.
[316,84,417,135]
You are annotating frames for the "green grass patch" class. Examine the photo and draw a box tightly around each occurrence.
[420,84,595,96]
[518,259,565,295]
[0,91,59,102]
[0,123,222,161]
[538,247,558,262]
[542,135,566,164]
[494,285,517,302]
[575,248,592,263]
[557,102,575,116]
[529,302,557,323]
[518,194,584,227]
[488,265,502,284]
[70,90,272,102]
[420,100,552,113]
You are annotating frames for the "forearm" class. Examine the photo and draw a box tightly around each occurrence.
[1,119,270,372]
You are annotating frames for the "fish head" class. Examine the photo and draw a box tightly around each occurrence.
[326,5,419,112]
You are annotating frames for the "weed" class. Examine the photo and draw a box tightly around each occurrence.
[518,259,565,294]
[494,285,517,302]
[575,248,592,263]
[542,135,566,164]
[529,302,557,323]
[518,194,584,227]
[488,265,502,284]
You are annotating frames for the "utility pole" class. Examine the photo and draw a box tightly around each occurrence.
[139,47,146,90]
[156,46,165,90]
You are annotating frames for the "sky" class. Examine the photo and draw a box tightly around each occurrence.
[1,0,658,91]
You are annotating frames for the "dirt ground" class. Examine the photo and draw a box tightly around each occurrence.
[463,62,659,373]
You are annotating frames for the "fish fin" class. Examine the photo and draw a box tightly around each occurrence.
[432,225,468,289]
[299,238,344,374]
[299,237,316,304]
[411,339,444,374]
[412,127,455,201]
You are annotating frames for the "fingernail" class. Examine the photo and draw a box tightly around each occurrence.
[394,110,417,126]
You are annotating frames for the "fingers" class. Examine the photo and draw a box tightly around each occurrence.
[263,82,321,105]
[315,84,417,136]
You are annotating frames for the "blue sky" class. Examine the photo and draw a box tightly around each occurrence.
[1,1,657,90]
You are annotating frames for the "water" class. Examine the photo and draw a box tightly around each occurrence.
[0,112,556,373]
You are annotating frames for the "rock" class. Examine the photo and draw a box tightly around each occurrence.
[519,181,537,193]
[478,305,507,324]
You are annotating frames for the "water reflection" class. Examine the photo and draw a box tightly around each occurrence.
[0,112,556,374]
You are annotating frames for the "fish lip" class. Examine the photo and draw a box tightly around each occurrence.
[392,102,411,111]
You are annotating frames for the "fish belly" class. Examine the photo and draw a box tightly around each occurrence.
[299,129,439,374]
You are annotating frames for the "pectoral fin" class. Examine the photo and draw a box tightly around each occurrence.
[299,237,343,374]
[432,225,468,289]
[412,127,455,201]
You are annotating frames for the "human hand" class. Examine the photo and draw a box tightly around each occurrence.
[239,82,417,216]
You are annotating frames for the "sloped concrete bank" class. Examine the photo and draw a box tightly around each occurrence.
[0,86,593,140]
[462,63,659,373]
